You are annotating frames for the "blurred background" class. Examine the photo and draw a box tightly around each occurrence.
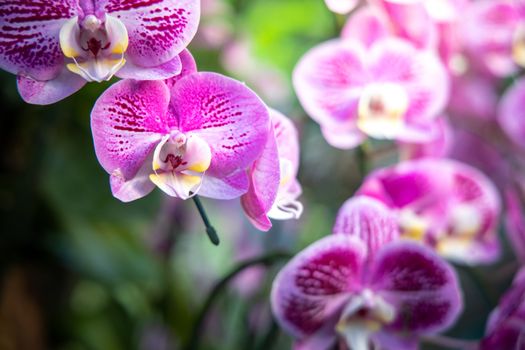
[0,0,519,349]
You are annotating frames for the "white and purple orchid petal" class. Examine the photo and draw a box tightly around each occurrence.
[170,72,270,177]
[100,0,200,68]
[333,197,400,256]
[241,126,280,232]
[341,6,390,47]
[17,66,86,105]
[0,0,78,80]
[498,77,525,150]
[268,177,303,220]
[197,169,249,200]
[271,109,300,177]
[369,242,463,336]
[504,190,525,264]
[110,155,155,202]
[374,0,437,49]
[271,235,367,341]
[91,79,170,182]
[293,39,367,130]
[324,0,359,15]
[368,38,450,125]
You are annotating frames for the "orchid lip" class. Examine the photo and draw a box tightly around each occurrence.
[357,82,409,139]
[59,14,129,82]
[149,133,212,200]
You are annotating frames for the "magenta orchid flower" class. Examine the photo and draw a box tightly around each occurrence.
[357,158,501,265]
[241,108,303,231]
[504,190,525,265]
[293,37,449,149]
[0,0,200,105]
[271,197,463,350]
[480,268,525,350]
[91,70,270,202]
[462,0,524,77]
[398,118,452,161]
[499,77,525,151]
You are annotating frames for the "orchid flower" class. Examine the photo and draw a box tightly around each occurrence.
[293,37,449,149]
[398,118,452,161]
[241,108,303,231]
[480,268,525,350]
[499,77,525,151]
[0,0,200,105]
[90,69,270,202]
[272,197,463,350]
[505,190,525,265]
[357,159,501,265]
[462,0,524,77]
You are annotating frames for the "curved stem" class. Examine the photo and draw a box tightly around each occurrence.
[192,195,220,246]
[184,251,293,350]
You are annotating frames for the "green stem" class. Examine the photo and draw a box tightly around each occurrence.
[355,143,369,179]
[192,195,220,246]
[184,252,293,350]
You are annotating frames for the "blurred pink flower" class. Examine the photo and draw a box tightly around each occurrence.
[272,197,463,350]
[498,77,525,151]
[0,0,200,104]
[325,0,359,15]
[357,158,501,265]
[294,37,449,149]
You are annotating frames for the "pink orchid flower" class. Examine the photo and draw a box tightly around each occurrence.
[272,197,463,350]
[462,0,524,77]
[325,0,359,15]
[398,117,452,160]
[0,0,200,105]
[293,37,449,149]
[480,268,525,350]
[498,77,525,151]
[504,190,525,265]
[357,158,501,265]
[90,69,270,202]
[241,108,303,231]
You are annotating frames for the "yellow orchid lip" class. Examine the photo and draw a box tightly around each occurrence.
[59,14,128,82]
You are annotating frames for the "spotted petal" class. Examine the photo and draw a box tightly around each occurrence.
[100,0,200,68]
[333,197,399,258]
[369,242,463,337]
[0,0,78,80]
[91,79,170,183]
[271,235,366,342]
[170,72,270,177]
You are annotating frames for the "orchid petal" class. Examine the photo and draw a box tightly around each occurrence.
[325,0,359,15]
[293,39,367,130]
[332,197,400,257]
[100,0,200,68]
[241,125,280,231]
[197,169,249,200]
[0,0,78,80]
[504,190,525,264]
[91,79,170,182]
[149,172,202,199]
[116,54,182,80]
[170,72,270,177]
[271,235,366,340]
[341,6,390,47]
[110,154,155,202]
[17,66,86,105]
[368,38,449,125]
[370,242,463,336]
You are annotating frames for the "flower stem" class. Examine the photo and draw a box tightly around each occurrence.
[184,251,293,350]
[192,195,220,246]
